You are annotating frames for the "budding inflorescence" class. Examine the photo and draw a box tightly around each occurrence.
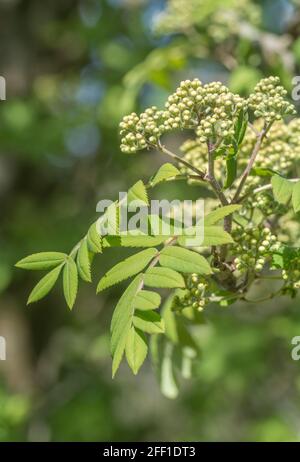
[232,226,280,274]
[155,0,260,42]
[119,108,169,154]
[180,117,300,192]
[120,76,295,156]
[248,77,296,123]
[173,273,209,312]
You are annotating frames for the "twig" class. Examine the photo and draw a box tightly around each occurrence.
[206,142,229,206]
[157,142,206,179]
[232,126,269,203]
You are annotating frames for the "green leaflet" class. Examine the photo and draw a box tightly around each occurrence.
[97,202,119,236]
[77,239,92,282]
[134,290,161,310]
[27,265,62,305]
[234,109,248,145]
[111,275,143,377]
[150,163,180,187]
[102,234,167,248]
[292,181,300,213]
[204,204,241,225]
[97,248,157,292]
[112,330,130,379]
[63,257,78,310]
[159,246,212,274]
[271,245,300,269]
[143,267,185,288]
[150,294,200,398]
[271,175,293,204]
[178,226,233,247]
[251,167,279,177]
[151,336,179,399]
[202,226,233,246]
[16,252,67,270]
[87,222,103,253]
[162,294,199,353]
[133,310,165,334]
[127,180,148,205]
[125,326,148,375]
[224,156,237,189]
[119,235,167,247]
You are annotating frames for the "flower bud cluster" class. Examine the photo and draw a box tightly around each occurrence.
[287,118,300,158]
[238,122,296,192]
[173,273,209,312]
[119,107,169,154]
[280,248,300,289]
[180,116,300,190]
[120,79,248,154]
[155,0,260,41]
[248,77,296,123]
[232,226,280,274]
[196,82,246,143]
[246,191,287,216]
[163,79,246,145]
[282,267,300,289]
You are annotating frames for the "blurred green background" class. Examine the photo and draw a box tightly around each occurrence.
[2,0,300,442]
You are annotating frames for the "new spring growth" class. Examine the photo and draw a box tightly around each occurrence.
[119,77,295,155]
